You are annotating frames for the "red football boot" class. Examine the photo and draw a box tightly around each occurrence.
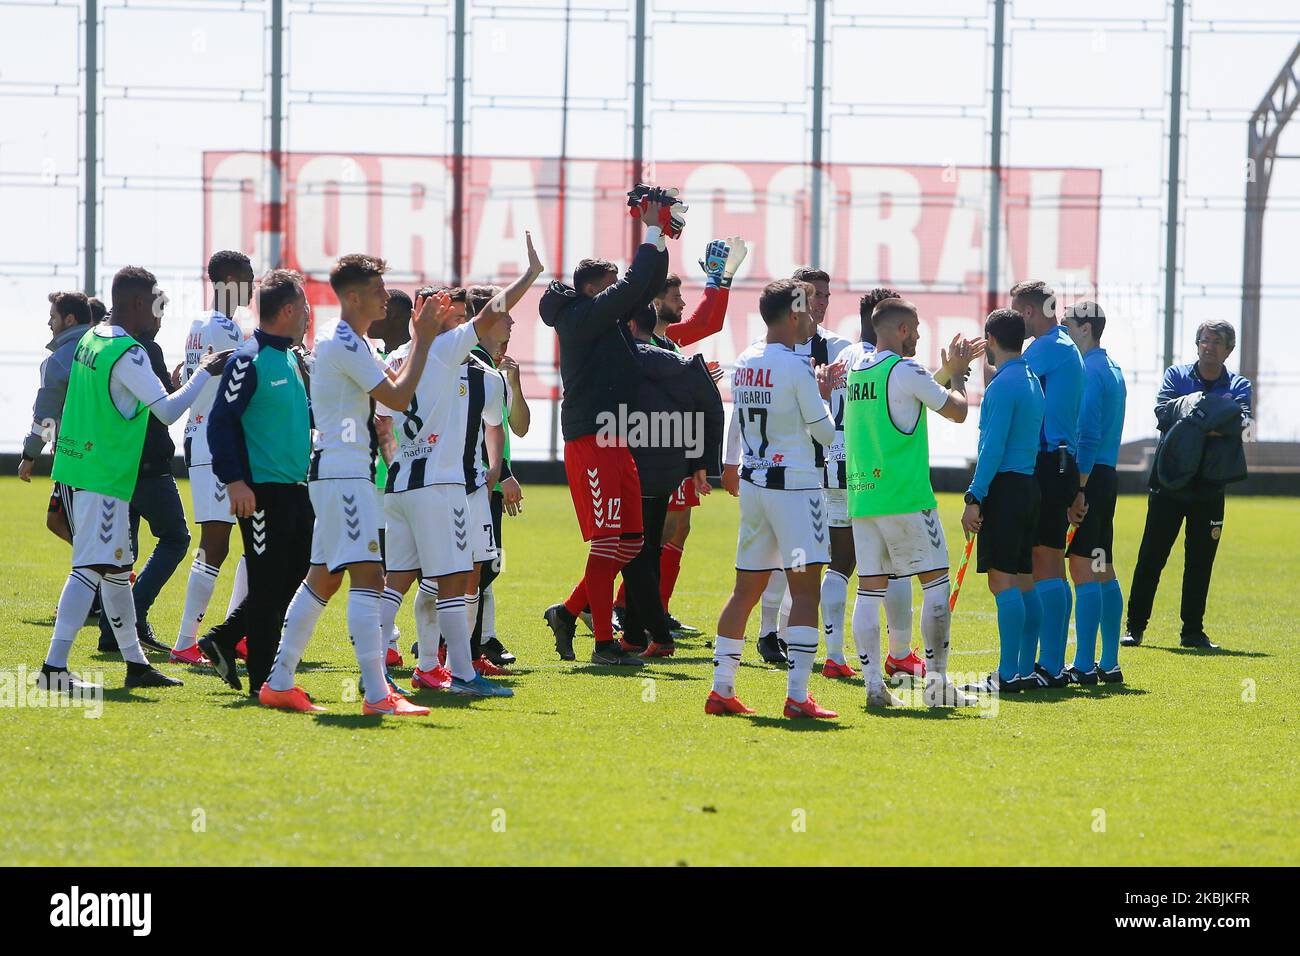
[885,649,926,680]
[385,646,403,668]
[473,656,510,676]
[169,644,211,666]
[821,658,857,680]
[234,637,248,661]
[641,642,675,658]
[411,666,452,691]
[783,695,838,719]
[705,690,755,715]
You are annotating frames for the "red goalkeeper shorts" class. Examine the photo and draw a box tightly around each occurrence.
[667,475,700,512]
[563,435,644,542]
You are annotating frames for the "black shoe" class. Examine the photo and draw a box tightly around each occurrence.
[37,664,100,693]
[136,623,170,654]
[590,642,645,668]
[1180,632,1220,650]
[961,672,1024,694]
[1098,663,1125,684]
[198,633,242,691]
[124,661,183,689]
[1033,663,1071,688]
[664,612,700,636]
[544,604,577,661]
[97,636,118,653]
[756,631,788,665]
[1064,665,1099,686]
[1121,629,1143,647]
[481,637,516,667]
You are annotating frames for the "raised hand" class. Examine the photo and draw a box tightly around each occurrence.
[721,236,748,287]
[525,229,544,277]
[411,289,452,343]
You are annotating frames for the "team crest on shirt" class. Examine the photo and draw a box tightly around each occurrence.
[459,383,467,396]
[114,548,123,560]
[368,540,379,553]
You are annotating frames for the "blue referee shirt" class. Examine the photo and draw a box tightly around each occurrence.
[968,356,1045,503]
[1023,324,1084,455]
[1076,347,1127,476]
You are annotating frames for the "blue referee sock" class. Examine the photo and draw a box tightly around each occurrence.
[994,589,1025,681]
[1072,582,1102,672]
[1019,587,1042,678]
[1098,579,1124,671]
[1035,579,1067,675]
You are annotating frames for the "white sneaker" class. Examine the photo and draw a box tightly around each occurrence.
[866,684,905,708]
[923,676,978,708]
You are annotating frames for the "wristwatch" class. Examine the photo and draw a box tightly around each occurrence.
[963,491,979,506]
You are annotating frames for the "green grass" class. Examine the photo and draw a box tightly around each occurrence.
[0,476,1295,866]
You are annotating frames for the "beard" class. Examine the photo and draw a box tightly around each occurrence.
[657,302,683,326]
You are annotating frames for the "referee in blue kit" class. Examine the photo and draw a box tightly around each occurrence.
[1062,302,1127,684]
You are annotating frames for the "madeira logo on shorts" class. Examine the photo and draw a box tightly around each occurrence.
[1210,521,1223,540]
[368,540,379,553]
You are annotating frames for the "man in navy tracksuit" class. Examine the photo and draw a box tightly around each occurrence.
[1124,320,1252,650]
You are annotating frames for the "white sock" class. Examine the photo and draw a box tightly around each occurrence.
[920,573,952,679]
[779,587,792,634]
[438,594,473,681]
[820,569,849,664]
[759,572,785,636]
[175,559,220,651]
[45,568,102,669]
[349,587,388,704]
[852,587,885,690]
[226,555,248,616]
[482,585,496,640]
[712,635,744,697]
[380,587,403,652]
[414,580,441,671]
[884,575,913,659]
[268,583,327,692]
[784,624,818,703]
[100,571,147,665]
[465,591,480,653]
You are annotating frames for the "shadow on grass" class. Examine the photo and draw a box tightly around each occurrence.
[566,664,698,682]
[746,715,849,732]
[21,616,56,628]
[993,684,1149,704]
[311,712,454,730]
[99,687,164,705]
[1143,645,1268,659]
[867,705,968,720]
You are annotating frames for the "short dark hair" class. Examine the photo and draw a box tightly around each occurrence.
[466,284,503,317]
[858,286,900,345]
[329,254,387,295]
[48,290,92,326]
[871,297,918,331]
[1064,300,1106,340]
[257,269,304,322]
[88,297,107,322]
[758,279,809,326]
[792,266,830,284]
[984,308,1026,353]
[630,304,657,336]
[110,266,158,309]
[386,289,412,313]
[207,250,252,284]
[573,258,617,292]
[1009,280,1056,318]
[658,273,682,297]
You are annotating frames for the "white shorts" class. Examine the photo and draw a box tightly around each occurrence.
[824,488,849,528]
[467,485,498,564]
[735,482,830,572]
[309,478,385,572]
[67,488,133,568]
[189,464,235,525]
[852,508,949,579]
[383,484,475,578]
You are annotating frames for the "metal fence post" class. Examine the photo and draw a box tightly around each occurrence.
[1163,0,1186,371]
[83,0,98,295]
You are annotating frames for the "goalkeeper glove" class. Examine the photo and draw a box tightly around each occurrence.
[722,236,748,287]
[699,239,730,288]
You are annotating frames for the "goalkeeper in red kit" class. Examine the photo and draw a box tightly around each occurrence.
[611,236,748,641]
[540,188,686,666]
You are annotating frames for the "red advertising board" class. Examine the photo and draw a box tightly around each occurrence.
[204,151,1100,402]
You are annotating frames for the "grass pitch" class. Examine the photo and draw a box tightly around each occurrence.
[0,476,1295,866]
